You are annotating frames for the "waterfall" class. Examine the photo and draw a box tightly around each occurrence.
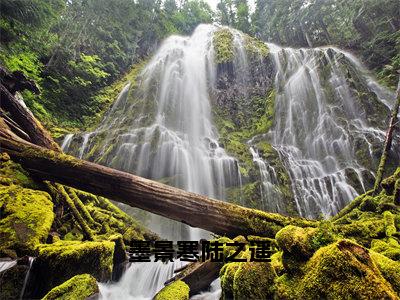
[266,44,396,218]
[89,24,246,299]
[59,24,398,298]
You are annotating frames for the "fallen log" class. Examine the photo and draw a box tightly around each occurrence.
[0,136,317,238]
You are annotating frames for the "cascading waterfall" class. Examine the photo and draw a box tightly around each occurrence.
[265,44,396,218]
[60,23,398,298]
[61,24,248,299]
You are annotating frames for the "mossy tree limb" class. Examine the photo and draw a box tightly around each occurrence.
[66,187,99,228]
[373,78,400,193]
[1,136,317,238]
[46,182,94,241]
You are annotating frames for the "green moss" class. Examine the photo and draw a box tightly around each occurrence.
[34,240,114,297]
[275,225,318,260]
[244,34,269,59]
[383,211,397,237]
[154,280,189,300]
[0,185,54,255]
[270,251,285,275]
[337,217,386,247]
[42,274,99,300]
[371,238,400,261]
[280,240,398,299]
[0,157,39,189]
[370,251,400,294]
[220,262,241,299]
[381,167,400,195]
[232,262,276,299]
[226,182,260,207]
[213,28,234,64]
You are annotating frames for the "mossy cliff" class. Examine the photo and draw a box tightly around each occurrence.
[211,27,296,214]
[217,169,400,299]
[0,155,157,299]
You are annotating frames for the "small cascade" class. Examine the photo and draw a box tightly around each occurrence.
[19,257,35,300]
[249,146,282,212]
[99,260,185,300]
[60,133,74,151]
[0,259,17,273]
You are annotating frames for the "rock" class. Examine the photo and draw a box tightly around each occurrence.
[154,280,190,300]
[232,262,276,300]
[42,274,99,300]
[275,239,399,299]
[0,185,54,255]
[275,225,317,260]
[25,241,114,298]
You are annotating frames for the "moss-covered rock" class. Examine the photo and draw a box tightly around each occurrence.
[275,225,317,260]
[0,185,54,255]
[220,262,241,299]
[213,28,234,64]
[154,280,190,300]
[42,274,98,300]
[275,239,398,299]
[29,241,114,298]
[232,262,276,299]
[243,34,269,59]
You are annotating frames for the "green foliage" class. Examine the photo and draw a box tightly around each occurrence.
[250,0,400,82]
[216,0,251,33]
[42,274,99,300]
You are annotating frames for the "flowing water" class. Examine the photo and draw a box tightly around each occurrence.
[60,24,397,298]
[266,44,396,218]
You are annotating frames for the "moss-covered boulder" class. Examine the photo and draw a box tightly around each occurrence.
[213,28,234,65]
[27,241,114,298]
[0,185,54,255]
[220,262,241,299]
[42,274,98,300]
[0,154,40,188]
[275,239,399,299]
[154,280,190,300]
[275,225,317,260]
[233,262,276,300]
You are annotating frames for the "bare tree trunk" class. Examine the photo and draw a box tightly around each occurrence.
[0,83,60,151]
[373,78,400,193]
